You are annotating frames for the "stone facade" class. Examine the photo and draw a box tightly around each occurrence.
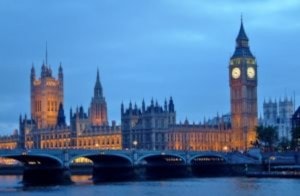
[121,98,176,150]
[121,99,231,151]
[30,62,63,129]
[292,106,300,129]
[261,98,294,139]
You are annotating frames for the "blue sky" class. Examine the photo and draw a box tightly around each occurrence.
[0,0,300,134]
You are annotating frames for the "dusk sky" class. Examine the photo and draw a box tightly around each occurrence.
[0,0,299,135]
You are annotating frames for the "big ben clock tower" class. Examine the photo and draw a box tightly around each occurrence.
[229,19,258,150]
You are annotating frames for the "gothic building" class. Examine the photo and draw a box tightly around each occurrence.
[0,19,259,152]
[121,98,176,150]
[120,19,256,151]
[30,61,63,129]
[229,19,258,150]
[0,55,121,150]
[262,97,294,139]
[121,98,231,151]
[292,106,300,130]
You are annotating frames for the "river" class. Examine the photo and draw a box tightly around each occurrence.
[0,175,300,196]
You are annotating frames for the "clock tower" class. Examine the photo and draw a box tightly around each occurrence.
[229,19,258,150]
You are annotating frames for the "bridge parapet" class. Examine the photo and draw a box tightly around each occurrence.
[0,149,260,166]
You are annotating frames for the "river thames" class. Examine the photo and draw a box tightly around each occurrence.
[0,175,300,196]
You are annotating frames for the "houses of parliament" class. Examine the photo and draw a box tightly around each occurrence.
[0,20,258,151]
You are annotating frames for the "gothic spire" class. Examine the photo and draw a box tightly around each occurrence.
[231,18,254,58]
[94,68,103,97]
[236,17,248,43]
[31,63,35,77]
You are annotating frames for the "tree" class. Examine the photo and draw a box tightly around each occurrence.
[277,137,290,152]
[291,127,300,150]
[256,126,279,151]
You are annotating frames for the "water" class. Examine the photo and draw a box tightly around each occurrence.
[1,175,300,196]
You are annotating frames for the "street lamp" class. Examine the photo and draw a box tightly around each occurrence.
[223,146,228,152]
[268,156,276,173]
[132,140,138,165]
[133,140,138,150]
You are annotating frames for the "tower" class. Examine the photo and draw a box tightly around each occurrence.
[229,19,258,150]
[89,69,108,126]
[30,47,64,128]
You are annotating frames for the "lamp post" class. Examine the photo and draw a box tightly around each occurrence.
[132,140,138,165]
[133,140,138,150]
[268,156,276,173]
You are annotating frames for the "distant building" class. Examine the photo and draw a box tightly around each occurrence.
[261,97,294,139]
[292,106,300,129]
[291,106,300,148]
[121,99,231,151]
[0,57,121,150]
[121,98,176,150]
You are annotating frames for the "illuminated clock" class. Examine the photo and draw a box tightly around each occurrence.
[247,67,255,79]
[232,67,241,79]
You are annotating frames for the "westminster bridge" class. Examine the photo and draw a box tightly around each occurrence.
[0,149,260,185]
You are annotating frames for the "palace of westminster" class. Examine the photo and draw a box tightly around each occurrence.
[1,20,299,152]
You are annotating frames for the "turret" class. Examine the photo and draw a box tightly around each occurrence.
[30,64,35,83]
[121,102,124,115]
[134,103,138,110]
[56,103,66,127]
[58,63,63,81]
[142,99,145,113]
[164,98,168,112]
[129,101,132,110]
[168,97,175,113]
[41,63,47,78]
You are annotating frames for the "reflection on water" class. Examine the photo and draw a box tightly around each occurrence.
[71,175,93,185]
[1,175,300,196]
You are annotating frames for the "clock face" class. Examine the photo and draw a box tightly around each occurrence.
[247,67,255,78]
[232,67,241,79]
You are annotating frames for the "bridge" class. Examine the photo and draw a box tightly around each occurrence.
[0,149,259,185]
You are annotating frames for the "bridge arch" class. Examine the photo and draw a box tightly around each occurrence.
[2,154,63,167]
[136,152,186,165]
[188,153,228,164]
[70,152,134,182]
[137,152,187,179]
[189,153,228,177]
[70,152,133,166]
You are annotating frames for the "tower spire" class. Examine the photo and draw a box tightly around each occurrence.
[96,68,100,83]
[241,13,243,24]
[231,18,253,58]
[94,68,103,97]
[236,18,248,42]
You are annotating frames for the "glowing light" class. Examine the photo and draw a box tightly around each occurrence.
[223,146,228,152]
